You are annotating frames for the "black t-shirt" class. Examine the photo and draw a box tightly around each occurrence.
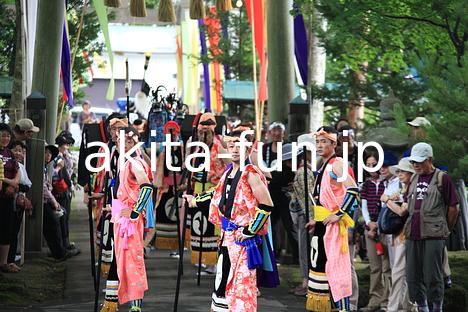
[262,142,277,167]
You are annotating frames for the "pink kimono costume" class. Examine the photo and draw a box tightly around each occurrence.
[209,165,269,312]
[307,157,355,311]
[112,156,153,304]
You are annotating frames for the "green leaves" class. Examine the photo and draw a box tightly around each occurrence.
[0,2,15,76]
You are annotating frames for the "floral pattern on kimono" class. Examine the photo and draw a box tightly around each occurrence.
[209,164,268,312]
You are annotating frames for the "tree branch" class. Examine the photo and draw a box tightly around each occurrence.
[377,12,447,30]
[454,17,461,36]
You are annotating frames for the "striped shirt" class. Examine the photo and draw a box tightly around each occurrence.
[361,178,386,222]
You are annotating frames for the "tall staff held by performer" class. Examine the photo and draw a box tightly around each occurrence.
[189,113,228,279]
[173,113,202,311]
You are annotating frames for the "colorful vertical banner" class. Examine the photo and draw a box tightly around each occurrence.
[293,4,308,85]
[205,7,224,113]
[176,26,183,97]
[181,19,200,113]
[198,19,211,112]
[92,0,114,100]
[245,0,267,102]
[61,14,74,107]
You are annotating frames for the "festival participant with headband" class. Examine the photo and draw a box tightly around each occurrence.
[230,123,272,180]
[189,112,228,272]
[112,126,155,312]
[97,114,129,312]
[184,129,277,312]
[306,126,360,312]
[146,121,184,252]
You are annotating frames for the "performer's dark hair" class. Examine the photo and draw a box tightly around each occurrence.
[121,125,141,140]
[104,112,127,141]
[0,123,13,135]
[199,119,216,127]
[133,118,144,126]
[316,125,338,135]
[10,140,26,150]
[229,130,243,137]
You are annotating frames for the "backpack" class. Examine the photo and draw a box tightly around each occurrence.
[378,203,406,234]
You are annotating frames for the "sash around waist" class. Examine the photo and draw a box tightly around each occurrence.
[221,216,263,269]
[313,205,354,254]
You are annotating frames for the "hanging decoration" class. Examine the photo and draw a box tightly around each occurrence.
[104,0,121,7]
[130,0,147,17]
[158,0,176,23]
[189,0,205,20]
[216,0,233,12]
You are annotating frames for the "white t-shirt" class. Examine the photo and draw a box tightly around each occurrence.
[19,163,32,188]
[382,176,401,205]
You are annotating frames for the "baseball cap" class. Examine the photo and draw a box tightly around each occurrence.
[409,142,433,163]
[407,117,431,128]
[16,118,40,133]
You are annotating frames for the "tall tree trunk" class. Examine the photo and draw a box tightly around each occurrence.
[32,0,64,143]
[347,62,367,130]
[10,0,25,123]
[308,9,327,132]
[267,0,295,126]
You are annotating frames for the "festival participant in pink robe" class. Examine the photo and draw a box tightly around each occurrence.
[184,130,276,312]
[306,126,360,312]
[112,126,154,312]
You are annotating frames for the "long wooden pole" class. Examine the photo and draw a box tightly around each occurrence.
[249,0,260,141]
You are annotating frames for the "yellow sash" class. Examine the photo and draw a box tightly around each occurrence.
[313,205,354,253]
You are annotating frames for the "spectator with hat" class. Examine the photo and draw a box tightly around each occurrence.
[407,117,431,141]
[13,118,40,142]
[53,135,79,255]
[381,157,415,312]
[404,142,459,312]
[43,143,68,260]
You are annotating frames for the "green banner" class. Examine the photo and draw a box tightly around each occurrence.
[92,0,114,100]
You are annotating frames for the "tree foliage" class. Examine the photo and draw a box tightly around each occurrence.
[0,2,16,77]
[296,0,466,121]
[295,0,467,178]
[417,53,467,180]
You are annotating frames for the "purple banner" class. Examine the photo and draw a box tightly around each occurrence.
[61,22,74,107]
[294,12,308,85]
[199,19,211,112]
